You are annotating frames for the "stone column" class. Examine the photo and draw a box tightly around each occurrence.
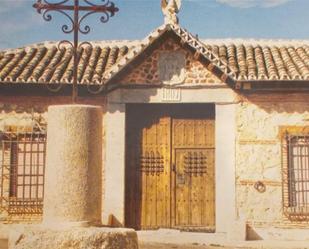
[9,104,138,249]
[43,105,102,227]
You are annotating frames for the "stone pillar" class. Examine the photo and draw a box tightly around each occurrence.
[215,103,238,234]
[9,104,138,249]
[102,102,126,226]
[43,105,102,227]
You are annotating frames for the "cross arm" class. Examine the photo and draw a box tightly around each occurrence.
[33,2,119,15]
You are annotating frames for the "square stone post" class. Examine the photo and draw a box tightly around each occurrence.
[102,102,126,226]
[215,103,238,233]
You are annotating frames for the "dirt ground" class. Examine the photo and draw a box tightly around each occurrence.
[0,240,248,249]
[0,240,231,249]
[3,240,306,249]
[139,242,250,249]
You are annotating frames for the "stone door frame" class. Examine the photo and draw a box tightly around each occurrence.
[102,87,238,234]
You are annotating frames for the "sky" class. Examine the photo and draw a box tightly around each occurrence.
[1,0,309,50]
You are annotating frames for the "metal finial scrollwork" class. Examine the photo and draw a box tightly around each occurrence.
[78,1,118,34]
[43,40,73,93]
[33,0,119,102]
[86,84,105,94]
[84,0,110,7]
[46,83,63,93]
[58,39,74,50]
[43,0,71,5]
[78,41,106,94]
[42,9,75,34]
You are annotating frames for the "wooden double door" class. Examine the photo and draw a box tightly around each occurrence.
[125,104,215,231]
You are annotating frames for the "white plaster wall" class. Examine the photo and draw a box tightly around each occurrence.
[215,104,237,234]
[102,102,126,226]
[236,94,309,230]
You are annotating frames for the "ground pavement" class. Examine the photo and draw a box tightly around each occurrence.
[2,229,309,249]
[2,239,309,249]
[137,230,309,249]
[1,240,248,249]
[139,241,308,249]
[140,242,252,249]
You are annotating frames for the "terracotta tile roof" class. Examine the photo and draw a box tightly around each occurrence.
[204,40,309,81]
[2,24,309,87]
[101,24,236,85]
[0,41,135,85]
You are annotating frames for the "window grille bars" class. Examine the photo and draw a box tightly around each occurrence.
[0,132,46,215]
[282,133,309,220]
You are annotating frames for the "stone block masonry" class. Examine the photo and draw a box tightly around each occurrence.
[9,226,138,249]
[236,94,309,235]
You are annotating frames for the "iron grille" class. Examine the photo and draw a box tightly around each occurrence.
[0,132,46,215]
[282,133,309,220]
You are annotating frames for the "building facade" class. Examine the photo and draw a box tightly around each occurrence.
[0,23,309,240]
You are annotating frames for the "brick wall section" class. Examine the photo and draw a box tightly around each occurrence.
[119,38,223,85]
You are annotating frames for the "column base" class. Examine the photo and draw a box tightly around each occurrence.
[9,225,138,249]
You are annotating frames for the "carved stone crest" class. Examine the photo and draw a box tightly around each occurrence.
[161,0,181,25]
[158,51,186,85]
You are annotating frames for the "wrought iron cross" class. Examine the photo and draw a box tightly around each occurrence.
[33,0,119,103]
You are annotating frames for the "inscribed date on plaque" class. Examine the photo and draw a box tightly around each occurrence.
[162,88,182,102]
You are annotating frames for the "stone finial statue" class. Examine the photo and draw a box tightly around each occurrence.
[161,0,181,25]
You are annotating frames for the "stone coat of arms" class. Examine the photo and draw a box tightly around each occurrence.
[158,51,186,85]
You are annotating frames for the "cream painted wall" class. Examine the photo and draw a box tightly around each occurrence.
[235,94,309,231]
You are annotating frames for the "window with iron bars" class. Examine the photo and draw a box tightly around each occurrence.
[282,132,309,220]
[0,132,46,215]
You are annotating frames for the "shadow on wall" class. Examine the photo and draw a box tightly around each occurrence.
[242,92,309,114]
[246,225,263,241]
[107,215,123,228]
[0,84,109,114]
[106,88,160,114]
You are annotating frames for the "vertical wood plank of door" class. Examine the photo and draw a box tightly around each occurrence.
[191,152,201,226]
[174,150,189,226]
[203,120,215,229]
[172,118,215,229]
[156,117,171,227]
[192,120,202,226]
[142,126,153,228]
[141,115,171,229]
[204,149,215,228]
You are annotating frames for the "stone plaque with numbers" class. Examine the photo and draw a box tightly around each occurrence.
[162,88,182,102]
